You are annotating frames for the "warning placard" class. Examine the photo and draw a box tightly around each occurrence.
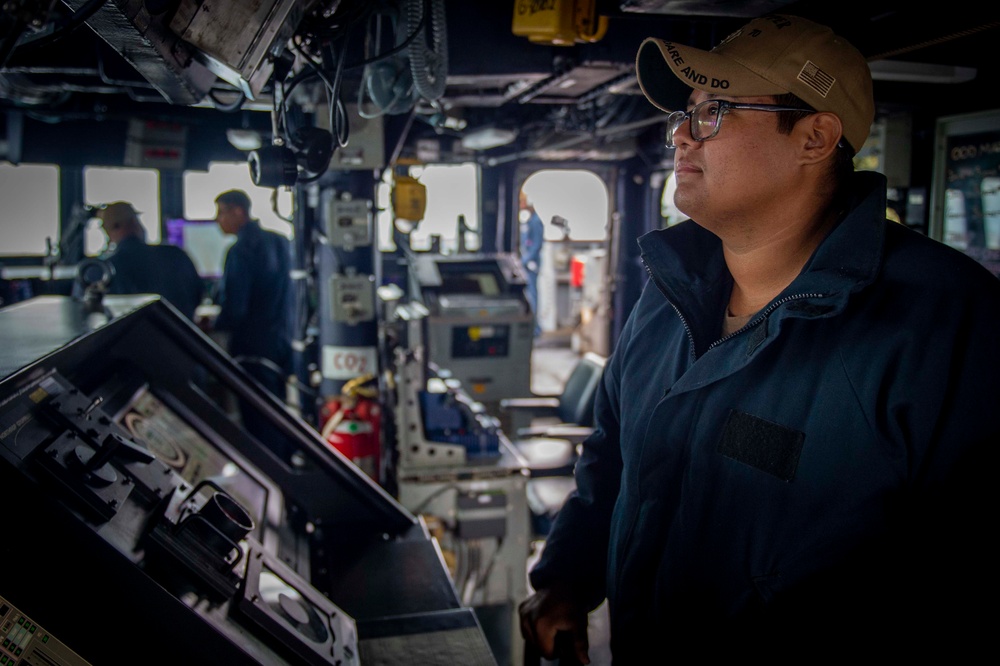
[322,345,378,379]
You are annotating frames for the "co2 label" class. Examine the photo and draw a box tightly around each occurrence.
[322,345,377,379]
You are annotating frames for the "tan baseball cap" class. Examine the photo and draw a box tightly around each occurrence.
[98,201,139,231]
[636,14,874,153]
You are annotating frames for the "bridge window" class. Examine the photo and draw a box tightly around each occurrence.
[377,162,480,253]
[521,169,609,241]
[659,170,685,227]
[0,162,59,256]
[520,169,610,339]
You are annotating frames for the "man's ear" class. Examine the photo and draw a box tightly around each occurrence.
[797,112,843,164]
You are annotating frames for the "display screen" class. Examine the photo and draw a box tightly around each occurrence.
[165,218,235,278]
[438,270,500,295]
[120,387,269,530]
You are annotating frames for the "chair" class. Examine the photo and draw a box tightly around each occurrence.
[500,352,606,535]
[500,351,606,451]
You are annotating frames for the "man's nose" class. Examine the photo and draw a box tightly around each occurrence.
[671,117,696,147]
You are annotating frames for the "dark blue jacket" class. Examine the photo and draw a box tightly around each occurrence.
[215,221,294,374]
[106,236,202,320]
[530,171,1000,658]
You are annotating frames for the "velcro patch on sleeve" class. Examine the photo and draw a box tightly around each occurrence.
[717,409,804,481]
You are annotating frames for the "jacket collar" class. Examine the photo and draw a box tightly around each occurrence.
[639,170,888,327]
[113,235,144,250]
[237,220,261,239]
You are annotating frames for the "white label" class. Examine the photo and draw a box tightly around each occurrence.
[322,345,378,379]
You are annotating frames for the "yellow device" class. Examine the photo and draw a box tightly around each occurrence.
[392,160,427,223]
[512,0,608,46]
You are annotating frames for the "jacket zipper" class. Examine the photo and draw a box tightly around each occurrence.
[643,260,698,363]
[643,259,831,356]
[707,292,829,350]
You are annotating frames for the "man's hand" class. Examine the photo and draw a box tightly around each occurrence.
[519,587,590,664]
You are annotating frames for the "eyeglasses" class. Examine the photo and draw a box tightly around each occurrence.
[665,99,810,148]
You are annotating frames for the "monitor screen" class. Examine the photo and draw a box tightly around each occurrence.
[166,218,235,278]
[436,261,504,295]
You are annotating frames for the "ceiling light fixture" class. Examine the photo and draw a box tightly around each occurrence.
[868,60,976,84]
[226,128,263,151]
[461,127,518,151]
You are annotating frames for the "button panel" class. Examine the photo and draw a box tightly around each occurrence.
[0,595,91,665]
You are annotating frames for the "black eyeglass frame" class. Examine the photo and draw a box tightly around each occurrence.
[665,99,812,148]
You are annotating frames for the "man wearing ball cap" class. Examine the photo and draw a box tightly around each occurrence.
[520,13,1000,663]
[635,13,875,154]
[83,201,203,321]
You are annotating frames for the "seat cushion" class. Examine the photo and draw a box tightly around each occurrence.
[515,437,576,469]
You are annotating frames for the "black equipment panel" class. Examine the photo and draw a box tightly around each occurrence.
[451,324,511,358]
[0,296,496,666]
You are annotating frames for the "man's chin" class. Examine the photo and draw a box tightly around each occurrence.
[672,192,701,221]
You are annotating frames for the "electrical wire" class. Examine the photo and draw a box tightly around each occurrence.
[325,34,351,148]
[352,6,427,70]
[283,0,432,125]
[355,1,433,119]
[270,188,293,223]
[280,30,350,180]
[460,540,480,605]
[407,0,447,101]
[209,88,247,113]
[472,537,504,599]
[409,482,459,515]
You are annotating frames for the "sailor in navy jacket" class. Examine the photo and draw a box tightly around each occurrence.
[521,16,1000,660]
[528,169,1000,658]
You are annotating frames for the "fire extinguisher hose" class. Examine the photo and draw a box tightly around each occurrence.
[320,373,379,440]
[341,373,379,399]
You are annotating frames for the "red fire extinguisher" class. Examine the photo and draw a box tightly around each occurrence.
[320,374,381,483]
